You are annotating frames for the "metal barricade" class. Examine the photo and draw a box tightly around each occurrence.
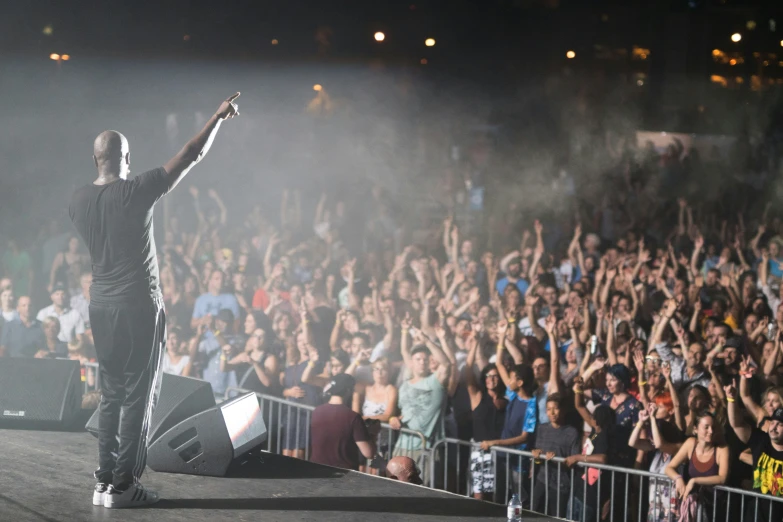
[711,484,783,522]
[225,387,314,459]
[225,389,428,479]
[429,438,477,496]
[486,446,678,522]
[81,361,100,393]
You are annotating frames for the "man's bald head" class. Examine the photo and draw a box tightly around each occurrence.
[386,456,423,485]
[93,130,130,179]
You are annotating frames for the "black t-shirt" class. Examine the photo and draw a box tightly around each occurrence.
[748,427,783,498]
[69,168,169,305]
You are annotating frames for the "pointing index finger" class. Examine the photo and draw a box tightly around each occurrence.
[227,92,241,102]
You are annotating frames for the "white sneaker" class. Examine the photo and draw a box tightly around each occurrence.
[103,483,160,508]
[92,483,108,506]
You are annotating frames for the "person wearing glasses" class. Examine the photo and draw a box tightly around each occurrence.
[464,329,507,500]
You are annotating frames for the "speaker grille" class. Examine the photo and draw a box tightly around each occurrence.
[0,359,80,429]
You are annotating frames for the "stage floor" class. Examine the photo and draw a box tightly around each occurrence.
[0,429,562,522]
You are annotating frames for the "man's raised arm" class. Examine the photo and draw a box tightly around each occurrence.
[163,92,240,190]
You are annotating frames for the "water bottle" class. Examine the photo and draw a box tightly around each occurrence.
[507,493,522,521]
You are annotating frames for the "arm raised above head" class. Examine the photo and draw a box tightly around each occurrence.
[164,93,241,190]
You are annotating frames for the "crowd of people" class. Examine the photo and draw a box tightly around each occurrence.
[2,135,783,521]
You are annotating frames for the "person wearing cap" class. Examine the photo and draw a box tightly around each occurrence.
[725,383,783,520]
[496,252,529,298]
[36,281,85,345]
[310,374,380,471]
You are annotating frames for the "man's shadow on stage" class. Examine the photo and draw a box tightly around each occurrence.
[154,496,503,517]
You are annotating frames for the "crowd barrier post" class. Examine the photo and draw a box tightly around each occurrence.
[711,484,783,522]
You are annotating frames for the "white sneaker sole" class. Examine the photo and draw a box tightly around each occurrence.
[104,491,160,509]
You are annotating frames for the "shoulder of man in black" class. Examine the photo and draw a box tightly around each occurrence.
[127,167,171,210]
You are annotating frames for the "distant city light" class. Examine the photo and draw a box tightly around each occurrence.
[42,25,53,36]
[566,50,576,59]
[746,20,756,30]
[729,59,737,65]
[425,38,436,47]
[271,39,279,45]
[636,79,644,86]
[313,84,322,91]
[183,34,190,41]
[731,33,742,42]
[61,54,69,61]
[374,32,385,42]
[780,40,783,47]
[771,19,776,32]
[420,58,428,65]
[49,53,60,60]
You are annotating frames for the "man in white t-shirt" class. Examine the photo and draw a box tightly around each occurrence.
[36,282,85,344]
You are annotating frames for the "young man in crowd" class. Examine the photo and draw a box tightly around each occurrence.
[726,383,783,521]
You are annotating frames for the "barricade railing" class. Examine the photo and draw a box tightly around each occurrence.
[81,361,100,393]
[429,438,476,496]
[224,388,428,480]
[484,446,678,522]
[711,484,783,522]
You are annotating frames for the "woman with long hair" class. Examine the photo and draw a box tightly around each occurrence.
[48,235,87,294]
[664,412,729,521]
[228,326,281,397]
[464,331,507,500]
[361,357,398,423]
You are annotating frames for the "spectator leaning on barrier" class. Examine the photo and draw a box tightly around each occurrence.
[389,314,454,472]
[530,392,581,516]
[464,326,507,500]
[310,373,380,471]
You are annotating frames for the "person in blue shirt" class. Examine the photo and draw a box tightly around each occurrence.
[191,269,240,332]
[496,255,530,298]
[483,340,538,502]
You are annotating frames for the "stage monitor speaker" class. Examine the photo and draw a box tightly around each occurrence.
[85,372,216,444]
[147,392,267,476]
[0,358,81,430]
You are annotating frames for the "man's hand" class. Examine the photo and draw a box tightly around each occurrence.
[531,449,543,460]
[389,416,402,430]
[564,455,582,468]
[480,440,496,451]
[216,92,241,120]
[286,386,306,399]
[723,379,737,401]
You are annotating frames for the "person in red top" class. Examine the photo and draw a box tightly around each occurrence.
[310,373,380,471]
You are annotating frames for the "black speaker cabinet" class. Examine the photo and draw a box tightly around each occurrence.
[85,372,216,444]
[0,358,81,430]
[147,391,267,476]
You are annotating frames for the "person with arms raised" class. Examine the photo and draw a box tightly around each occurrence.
[69,92,240,508]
